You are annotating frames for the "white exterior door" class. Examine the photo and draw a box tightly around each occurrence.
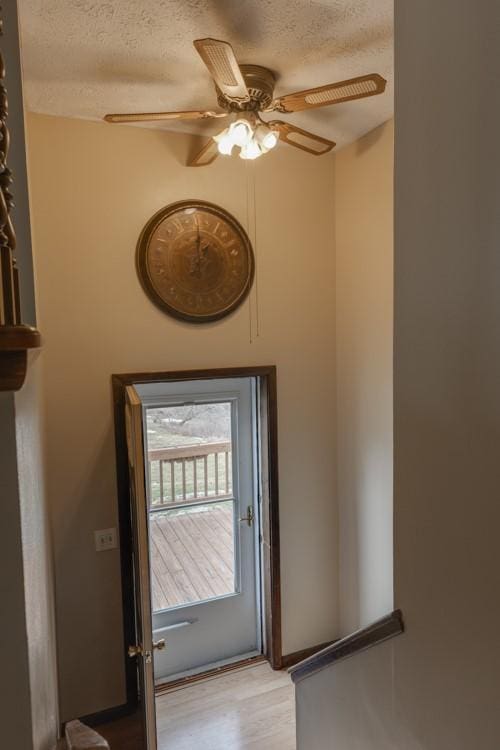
[135,377,261,681]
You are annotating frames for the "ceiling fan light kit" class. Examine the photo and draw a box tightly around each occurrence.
[213,112,280,160]
[103,38,387,165]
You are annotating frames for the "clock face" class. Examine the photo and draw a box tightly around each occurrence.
[136,201,254,323]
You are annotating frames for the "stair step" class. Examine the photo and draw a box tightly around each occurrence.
[65,721,109,750]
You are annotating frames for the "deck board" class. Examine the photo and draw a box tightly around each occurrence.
[150,504,235,611]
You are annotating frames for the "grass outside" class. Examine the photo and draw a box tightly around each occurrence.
[150,498,233,521]
[146,404,233,506]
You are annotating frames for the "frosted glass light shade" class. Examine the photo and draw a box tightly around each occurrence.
[230,121,253,147]
[240,141,262,160]
[217,135,234,155]
[262,130,279,150]
[254,124,279,152]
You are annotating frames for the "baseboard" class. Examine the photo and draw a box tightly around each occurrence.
[74,646,321,729]
[155,654,266,694]
[280,640,335,669]
[76,655,266,725]
[78,701,134,729]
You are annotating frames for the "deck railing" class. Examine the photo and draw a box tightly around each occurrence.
[148,441,232,510]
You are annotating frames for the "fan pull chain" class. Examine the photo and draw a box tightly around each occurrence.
[245,160,260,343]
[252,160,260,338]
[245,160,254,344]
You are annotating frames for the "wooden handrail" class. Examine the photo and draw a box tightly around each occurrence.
[289,609,404,684]
[148,441,231,462]
[148,441,232,506]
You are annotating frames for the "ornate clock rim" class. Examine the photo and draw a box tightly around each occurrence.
[136,199,255,324]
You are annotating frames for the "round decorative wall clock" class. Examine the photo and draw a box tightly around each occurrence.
[136,200,254,323]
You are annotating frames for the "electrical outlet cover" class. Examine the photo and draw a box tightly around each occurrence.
[94,527,118,552]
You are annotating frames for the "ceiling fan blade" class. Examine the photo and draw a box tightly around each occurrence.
[272,74,386,113]
[193,38,250,102]
[104,110,227,124]
[269,121,335,155]
[188,139,219,167]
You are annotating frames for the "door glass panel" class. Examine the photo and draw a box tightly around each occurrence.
[146,402,233,506]
[145,402,236,613]
[149,501,235,611]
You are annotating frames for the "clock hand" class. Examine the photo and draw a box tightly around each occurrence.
[195,217,201,260]
[188,217,204,277]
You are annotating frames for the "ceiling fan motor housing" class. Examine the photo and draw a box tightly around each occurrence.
[216,65,276,112]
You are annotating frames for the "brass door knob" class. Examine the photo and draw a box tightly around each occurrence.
[128,644,143,658]
[129,640,166,657]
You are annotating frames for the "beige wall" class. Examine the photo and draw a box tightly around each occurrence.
[26,112,339,720]
[297,1,500,748]
[335,120,394,635]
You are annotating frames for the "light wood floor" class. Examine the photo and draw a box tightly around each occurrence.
[150,503,234,611]
[156,662,296,750]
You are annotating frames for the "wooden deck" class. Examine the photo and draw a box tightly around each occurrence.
[150,503,235,611]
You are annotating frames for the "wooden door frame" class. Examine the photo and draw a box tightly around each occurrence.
[111,365,282,713]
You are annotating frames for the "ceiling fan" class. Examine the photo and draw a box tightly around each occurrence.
[104,38,386,166]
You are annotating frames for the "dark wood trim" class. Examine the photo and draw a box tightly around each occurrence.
[111,365,282,712]
[112,378,140,712]
[0,333,40,391]
[280,640,336,670]
[112,365,277,386]
[77,702,132,729]
[155,654,266,695]
[257,367,282,670]
[289,609,404,684]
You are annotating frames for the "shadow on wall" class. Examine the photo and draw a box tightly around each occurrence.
[157,127,217,167]
[355,120,390,157]
[55,422,126,719]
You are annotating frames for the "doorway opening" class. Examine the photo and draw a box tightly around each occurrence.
[112,366,282,743]
[140,376,262,685]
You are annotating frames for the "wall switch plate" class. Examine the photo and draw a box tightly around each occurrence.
[94,527,118,552]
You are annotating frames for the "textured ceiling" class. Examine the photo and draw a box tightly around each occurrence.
[18,0,393,149]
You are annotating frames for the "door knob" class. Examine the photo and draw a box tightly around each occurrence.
[128,644,143,658]
[128,640,166,659]
[239,505,254,527]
